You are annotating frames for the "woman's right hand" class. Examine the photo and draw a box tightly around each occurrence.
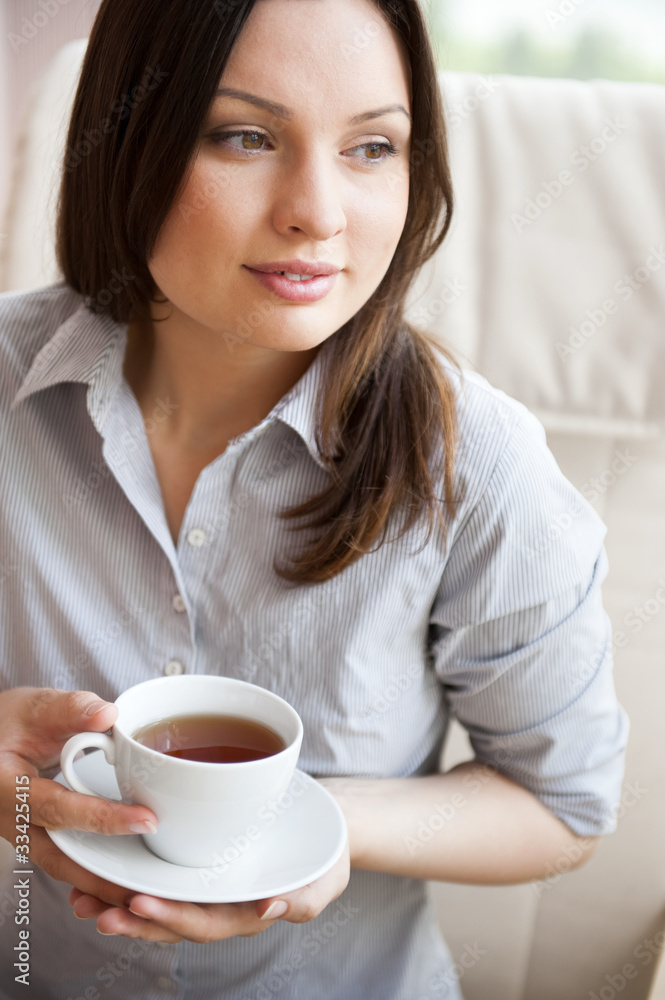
[0,687,159,908]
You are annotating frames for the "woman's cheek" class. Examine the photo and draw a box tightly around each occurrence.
[360,155,410,216]
[347,197,408,270]
[173,154,251,232]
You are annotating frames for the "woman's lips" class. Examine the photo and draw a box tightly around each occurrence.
[244,266,339,302]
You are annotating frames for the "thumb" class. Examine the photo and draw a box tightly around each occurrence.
[26,688,118,740]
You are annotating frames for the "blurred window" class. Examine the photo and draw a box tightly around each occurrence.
[425,0,665,84]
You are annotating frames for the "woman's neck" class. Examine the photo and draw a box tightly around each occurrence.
[122,310,322,453]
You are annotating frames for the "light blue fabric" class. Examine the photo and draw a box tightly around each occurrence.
[0,282,628,1000]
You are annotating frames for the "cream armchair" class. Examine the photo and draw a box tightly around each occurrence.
[1,40,665,1000]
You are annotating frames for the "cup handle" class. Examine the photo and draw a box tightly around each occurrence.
[60,732,116,797]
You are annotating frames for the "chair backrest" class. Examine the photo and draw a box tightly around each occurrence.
[0,38,84,294]
[2,41,665,1000]
[416,71,665,1000]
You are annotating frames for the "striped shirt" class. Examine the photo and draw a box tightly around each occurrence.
[0,282,629,1000]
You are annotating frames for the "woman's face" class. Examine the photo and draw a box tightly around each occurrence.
[145,0,412,353]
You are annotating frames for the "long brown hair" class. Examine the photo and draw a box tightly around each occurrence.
[55,0,460,586]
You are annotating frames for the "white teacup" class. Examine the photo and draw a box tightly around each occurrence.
[59,675,303,867]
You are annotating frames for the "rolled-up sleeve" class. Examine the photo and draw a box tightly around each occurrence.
[429,407,630,837]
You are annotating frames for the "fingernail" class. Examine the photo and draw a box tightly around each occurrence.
[261,900,288,920]
[84,701,109,716]
[97,929,117,936]
[129,821,158,835]
[129,896,165,919]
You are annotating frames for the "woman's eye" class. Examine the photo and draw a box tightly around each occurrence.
[211,130,271,152]
[344,141,399,164]
[209,132,400,164]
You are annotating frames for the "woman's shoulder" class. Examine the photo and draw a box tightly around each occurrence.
[427,345,607,608]
[0,282,84,404]
[428,343,548,503]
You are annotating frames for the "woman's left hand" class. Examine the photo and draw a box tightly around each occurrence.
[68,836,350,942]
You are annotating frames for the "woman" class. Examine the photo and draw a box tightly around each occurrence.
[0,0,628,997]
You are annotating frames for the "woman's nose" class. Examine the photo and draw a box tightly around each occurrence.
[271,151,347,242]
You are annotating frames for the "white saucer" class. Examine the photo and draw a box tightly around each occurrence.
[47,750,347,903]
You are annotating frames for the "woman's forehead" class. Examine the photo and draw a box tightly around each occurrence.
[216,0,412,110]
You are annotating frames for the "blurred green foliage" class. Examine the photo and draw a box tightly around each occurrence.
[425,8,665,85]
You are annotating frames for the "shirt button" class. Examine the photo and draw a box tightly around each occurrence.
[187,528,206,547]
[156,975,173,989]
[163,659,185,676]
[172,594,186,613]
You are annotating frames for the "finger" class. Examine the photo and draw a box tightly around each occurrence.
[69,887,84,906]
[28,826,136,908]
[72,894,111,920]
[97,907,184,943]
[71,892,152,922]
[258,842,350,924]
[24,687,119,739]
[126,895,266,943]
[29,774,157,835]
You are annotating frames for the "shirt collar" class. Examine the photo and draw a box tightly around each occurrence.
[11,295,333,472]
[11,300,127,433]
[270,334,334,472]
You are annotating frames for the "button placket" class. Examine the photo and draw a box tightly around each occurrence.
[176,441,248,677]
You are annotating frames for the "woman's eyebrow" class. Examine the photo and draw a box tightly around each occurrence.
[215,87,411,124]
